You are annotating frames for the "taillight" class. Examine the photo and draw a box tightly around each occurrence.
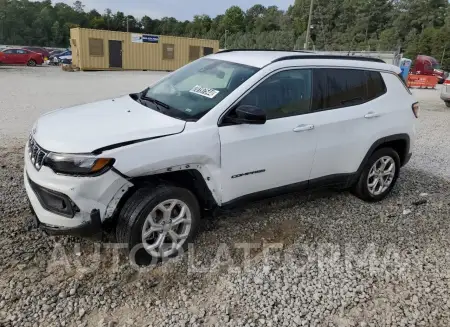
[412,102,420,118]
[444,79,450,85]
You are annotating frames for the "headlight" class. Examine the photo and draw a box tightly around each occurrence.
[44,153,115,176]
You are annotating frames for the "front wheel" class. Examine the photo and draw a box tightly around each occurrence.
[445,101,450,108]
[116,185,200,266]
[27,59,36,67]
[352,148,400,202]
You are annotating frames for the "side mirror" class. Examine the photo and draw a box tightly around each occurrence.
[233,105,266,125]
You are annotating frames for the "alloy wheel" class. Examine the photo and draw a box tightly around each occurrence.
[367,156,396,196]
[141,199,192,258]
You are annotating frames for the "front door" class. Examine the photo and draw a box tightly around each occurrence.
[219,68,318,203]
[109,40,122,68]
[2,49,16,64]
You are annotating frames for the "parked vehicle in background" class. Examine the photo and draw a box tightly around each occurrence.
[51,50,71,65]
[24,50,417,264]
[0,48,43,66]
[48,49,68,62]
[440,77,450,107]
[59,54,72,65]
[411,55,446,84]
[23,47,50,60]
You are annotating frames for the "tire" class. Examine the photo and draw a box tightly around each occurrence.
[445,101,450,108]
[27,59,36,67]
[116,185,200,266]
[352,148,401,202]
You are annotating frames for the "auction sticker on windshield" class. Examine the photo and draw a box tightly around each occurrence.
[189,85,220,99]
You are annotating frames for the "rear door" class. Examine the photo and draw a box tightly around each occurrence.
[308,68,389,183]
[16,49,30,64]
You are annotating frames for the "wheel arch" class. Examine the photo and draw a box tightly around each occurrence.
[357,134,411,176]
[129,168,219,210]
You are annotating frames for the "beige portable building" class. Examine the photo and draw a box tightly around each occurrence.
[70,28,219,71]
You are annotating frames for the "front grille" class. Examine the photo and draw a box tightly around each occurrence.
[28,136,48,171]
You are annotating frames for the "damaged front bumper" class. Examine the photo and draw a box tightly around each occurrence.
[29,204,103,241]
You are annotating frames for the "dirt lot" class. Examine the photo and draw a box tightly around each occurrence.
[1,66,450,327]
[0,66,167,147]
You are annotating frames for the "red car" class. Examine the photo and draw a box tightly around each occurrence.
[23,47,51,59]
[0,48,44,66]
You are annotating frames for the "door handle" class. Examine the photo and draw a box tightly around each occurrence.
[293,124,314,132]
[364,112,381,119]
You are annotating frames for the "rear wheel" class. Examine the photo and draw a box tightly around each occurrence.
[116,185,200,266]
[445,101,450,108]
[353,148,400,202]
[27,59,36,67]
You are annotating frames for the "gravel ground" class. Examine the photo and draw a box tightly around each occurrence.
[1,67,450,327]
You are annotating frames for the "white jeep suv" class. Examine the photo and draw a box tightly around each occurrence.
[25,50,418,261]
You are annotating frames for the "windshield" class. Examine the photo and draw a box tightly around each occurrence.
[433,63,441,70]
[143,58,259,120]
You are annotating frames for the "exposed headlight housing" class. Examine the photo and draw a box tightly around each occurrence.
[44,153,115,176]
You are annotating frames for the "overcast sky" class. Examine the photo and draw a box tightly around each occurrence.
[56,0,294,20]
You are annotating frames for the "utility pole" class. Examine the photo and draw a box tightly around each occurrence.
[225,30,229,49]
[304,0,314,50]
[441,47,446,65]
[126,16,129,33]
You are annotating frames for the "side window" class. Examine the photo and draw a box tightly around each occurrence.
[89,38,104,56]
[3,49,15,54]
[163,44,175,60]
[312,68,367,111]
[366,71,386,100]
[17,49,27,54]
[312,68,385,111]
[239,69,312,120]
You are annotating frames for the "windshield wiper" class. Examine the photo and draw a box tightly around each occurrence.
[139,95,165,112]
[139,90,171,110]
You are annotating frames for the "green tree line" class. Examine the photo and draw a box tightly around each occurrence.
[1,0,450,67]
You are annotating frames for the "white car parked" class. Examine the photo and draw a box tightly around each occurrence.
[25,50,418,263]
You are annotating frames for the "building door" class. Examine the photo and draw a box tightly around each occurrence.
[108,40,122,68]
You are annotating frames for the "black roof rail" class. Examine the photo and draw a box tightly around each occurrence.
[271,55,385,64]
[217,49,311,54]
[215,49,386,64]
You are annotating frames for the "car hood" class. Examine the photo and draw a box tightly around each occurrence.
[33,95,186,153]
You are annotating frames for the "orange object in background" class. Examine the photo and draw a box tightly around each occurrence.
[407,74,438,89]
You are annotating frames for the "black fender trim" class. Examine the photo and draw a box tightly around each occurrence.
[130,169,218,210]
[350,133,411,186]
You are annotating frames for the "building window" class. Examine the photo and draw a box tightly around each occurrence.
[189,46,200,61]
[89,38,104,56]
[163,44,175,60]
[203,47,214,56]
